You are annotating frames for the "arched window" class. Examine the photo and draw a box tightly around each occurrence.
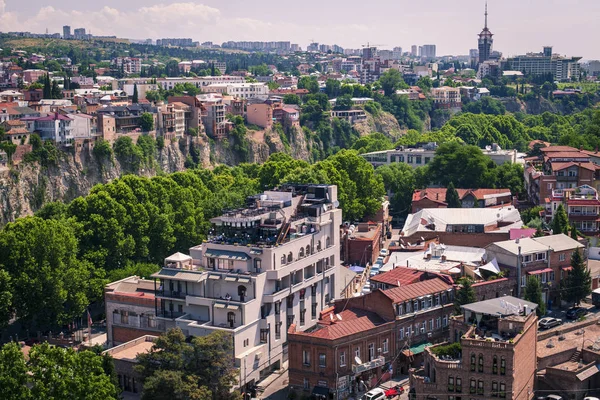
[238,285,247,302]
[281,255,286,265]
[470,353,476,371]
[288,252,293,263]
[306,245,311,256]
[500,357,506,375]
[299,248,304,259]
[478,354,484,372]
[326,236,331,248]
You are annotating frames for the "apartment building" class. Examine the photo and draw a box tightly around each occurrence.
[111,57,142,75]
[330,109,367,125]
[204,83,269,99]
[412,188,513,213]
[543,185,600,234]
[361,143,518,168]
[524,146,598,205]
[410,296,538,400]
[105,276,164,347]
[401,207,523,248]
[150,184,342,391]
[246,103,274,129]
[506,47,581,82]
[156,76,245,91]
[197,93,227,137]
[24,112,74,145]
[485,234,584,308]
[430,86,462,109]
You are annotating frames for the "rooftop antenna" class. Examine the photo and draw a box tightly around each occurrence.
[484,1,488,29]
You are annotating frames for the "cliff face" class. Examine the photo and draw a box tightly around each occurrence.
[354,110,404,139]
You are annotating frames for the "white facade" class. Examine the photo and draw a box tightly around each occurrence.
[152,184,343,387]
[156,76,245,90]
[204,83,269,99]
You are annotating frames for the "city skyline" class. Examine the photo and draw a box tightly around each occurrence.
[1,0,599,59]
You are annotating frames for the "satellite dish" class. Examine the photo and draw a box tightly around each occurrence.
[355,356,362,365]
[336,314,343,321]
[421,237,425,241]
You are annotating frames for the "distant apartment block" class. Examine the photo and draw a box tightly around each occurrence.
[156,38,195,47]
[430,86,462,109]
[156,76,245,90]
[506,46,581,82]
[204,83,268,99]
[111,57,142,75]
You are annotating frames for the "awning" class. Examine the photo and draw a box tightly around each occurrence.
[204,249,249,261]
[528,268,553,275]
[402,342,432,357]
[238,277,251,283]
[562,266,574,271]
[577,364,600,381]
[312,386,329,397]
[208,274,221,280]
[214,303,226,309]
[227,304,240,310]
[225,276,237,282]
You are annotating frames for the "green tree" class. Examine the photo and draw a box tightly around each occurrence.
[282,94,301,105]
[132,83,139,103]
[146,90,162,103]
[562,248,591,306]
[325,79,341,98]
[139,112,154,132]
[454,277,476,314]
[93,139,113,160]
[375,163,421,217]
[42,74,51,99]
[51,80,62,99]
[378,69,407,96]
[571,226,578,240]
[427,142,495,188]
[0,342,30,400]
[334,94,353,110]
[0,270,12,330]
[142,370,212,400]
[136,328,240,400]
[445,182,462,208]
[297,76,319,94]
[552,204,570,235]
[523,276,546,316]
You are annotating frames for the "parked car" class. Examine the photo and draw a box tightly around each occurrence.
[363,388,386,400]
[384,385,405,398]
[566,307,587,320]
[380,249,389,257]
[544,395,563,400]
[538,317,562,330]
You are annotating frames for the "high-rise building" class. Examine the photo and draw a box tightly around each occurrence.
[477,2,494,65]
[506,47,581,81]
[62,25,71,39]
[73,28,86,40]
[362,46,377,60]
[411,45,418,57]
[421,44,437,59]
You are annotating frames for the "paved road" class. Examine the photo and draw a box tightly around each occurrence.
[261,369,289,400]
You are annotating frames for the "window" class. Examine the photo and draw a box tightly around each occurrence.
[260,329,269,344]
[416,156,422,164]
[303,350,311,366]
[319,353,326,367]
[559,253,566,261]
[275,322,281,340]
[340,351,346,367]
[355,347,360,360]
[470,354,476,371]
[478,380,484,395]
[456,377,462,393]
[470,379,476,394]
[397,304,403,315]
[368,343,375,361]
[478,354,484,373]
[500,357,506,375]
[523,255,532,263]
[287,315,294,328]
[429,319,434,332]
[493,356,498,374]
[443,316,448,327]
[227,312,235,328]
[275,302,281,315]
[300,309,306,325]
[491,382,498,397]
[254,258,262,272]
[303,378,309,390]
[414,300,419,312]
[421,299,426,310]
[499,383,506,398]
[311,303,317,319]
[448,377,454,392]
[399,327,404,339]
[436,318,441,329]
[521,275,527,288]
[550,271,555,282]
[383,338,389,353]
[536,252,546,261]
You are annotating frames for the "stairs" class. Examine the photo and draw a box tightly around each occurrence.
[569,350,581,362]
[276,220,290,246]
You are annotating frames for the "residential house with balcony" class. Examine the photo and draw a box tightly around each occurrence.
[430,86,462,109]
[105,276,164,347]
[409,296,538,400]
[24,112,74,145]
[149,184,343,391]
[198,93,228,137]
[544,185,600,234]
[412,188,513,213]
[485,234,584,308]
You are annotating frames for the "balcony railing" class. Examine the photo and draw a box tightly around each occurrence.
[157,290,188,299]
[352,356,385,374]
[158,311,186,319]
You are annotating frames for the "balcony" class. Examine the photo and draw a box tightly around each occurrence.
[157,290,188,300]
[158,310,186,319]
[352,356,385,374]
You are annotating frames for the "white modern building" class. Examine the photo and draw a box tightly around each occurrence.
[204,83,269,99]
[151,184,343,390]
[156,76,245,90]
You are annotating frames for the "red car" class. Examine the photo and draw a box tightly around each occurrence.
[384,386,405,398]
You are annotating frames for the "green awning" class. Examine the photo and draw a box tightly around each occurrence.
[403,342,432,357]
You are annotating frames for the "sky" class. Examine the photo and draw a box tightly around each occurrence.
[1,0,599,59]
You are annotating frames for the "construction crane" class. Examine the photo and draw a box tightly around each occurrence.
[361,42,385,48]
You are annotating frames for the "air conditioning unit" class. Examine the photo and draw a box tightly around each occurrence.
[377,348,382,353]
[256,352,262,359]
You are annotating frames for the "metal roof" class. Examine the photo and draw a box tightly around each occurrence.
[461,296,538,317]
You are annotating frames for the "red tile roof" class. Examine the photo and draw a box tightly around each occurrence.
[471,277,509,287]
[539,146,578,153]
[299,308,388,340]
[412,188,512,203]
[382,277,453,304]
[567,199,600,206]
[544,152,590,160]
[551,162,597,171]
[369,267,426,286]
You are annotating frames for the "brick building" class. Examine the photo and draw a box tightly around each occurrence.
[104,276,164,347]
[485,234,584,308]
[400,207,523,248]
[342,222,382,266]
[410,296,538,400]
[411,188,513,213]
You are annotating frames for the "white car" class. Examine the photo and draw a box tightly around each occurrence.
[379,249,389,257]
[363,388,385,400]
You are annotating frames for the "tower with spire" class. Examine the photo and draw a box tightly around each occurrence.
[478,1,494,65]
